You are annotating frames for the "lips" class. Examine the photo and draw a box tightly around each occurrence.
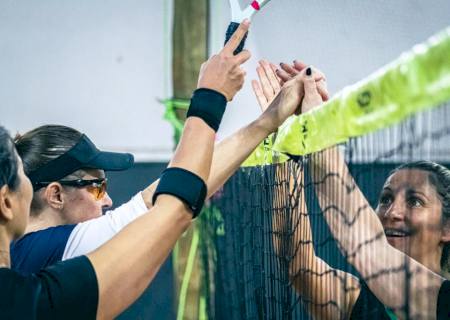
[384,228,412,237]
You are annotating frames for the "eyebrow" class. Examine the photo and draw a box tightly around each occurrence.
[405,188,430,200]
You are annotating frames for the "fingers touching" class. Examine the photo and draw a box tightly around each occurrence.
[253,59,283,111]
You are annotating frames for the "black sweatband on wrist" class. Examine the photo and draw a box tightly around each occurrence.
[186,88,227,132]
[152,167,207,218]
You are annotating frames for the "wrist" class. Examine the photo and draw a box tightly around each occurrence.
[256,112,278,135]
[187,88,227,132]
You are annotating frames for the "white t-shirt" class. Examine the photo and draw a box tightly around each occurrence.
[62,192,148,260]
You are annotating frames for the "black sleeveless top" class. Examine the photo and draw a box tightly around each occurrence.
[350,280,450,320]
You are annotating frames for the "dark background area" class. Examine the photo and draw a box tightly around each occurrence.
[106,162,176,320]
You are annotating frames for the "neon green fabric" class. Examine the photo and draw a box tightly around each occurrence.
[242,134,289,167]
[272,27,450,156]
[163,98,190,143]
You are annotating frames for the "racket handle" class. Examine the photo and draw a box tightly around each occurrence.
[224,21,248,55]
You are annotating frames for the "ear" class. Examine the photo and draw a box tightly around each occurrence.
[43,183,65,210]
[0,185,14,222]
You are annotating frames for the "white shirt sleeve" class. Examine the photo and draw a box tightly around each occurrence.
[62,192,148,260]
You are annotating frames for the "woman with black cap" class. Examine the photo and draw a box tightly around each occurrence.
[1,21,316,319]
[10,30,326,278]
[1,21,249,319]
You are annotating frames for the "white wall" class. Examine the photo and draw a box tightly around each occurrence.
[0,0,173,161]
[1,0,450,161]
[212,0,450,141]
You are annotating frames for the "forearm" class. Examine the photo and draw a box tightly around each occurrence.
[141,115,217,209]
[207,117,272,196]
[91,118,216,319]
[269,162,356,319]
[142,117,272,204]
[290,181,358,319]
[169,117,215,181]
[310,147,444,318]
[88,19,250,318]
[310,147,383,257]
[89,198,191,319]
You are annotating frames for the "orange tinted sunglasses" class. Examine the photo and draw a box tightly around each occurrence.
[36,178,108,200]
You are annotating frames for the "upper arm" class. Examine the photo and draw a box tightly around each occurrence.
[273,161,360,320]
[141,180,159,209]
[62,193,148,260]
[291,254,360,320]
[36,256,98,320]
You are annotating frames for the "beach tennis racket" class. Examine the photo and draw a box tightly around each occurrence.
[225,0,273,55]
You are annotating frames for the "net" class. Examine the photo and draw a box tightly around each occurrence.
[198,26,450,320]
[199,102,450,319]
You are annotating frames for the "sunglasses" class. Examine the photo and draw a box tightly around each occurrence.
[34,178,108,200]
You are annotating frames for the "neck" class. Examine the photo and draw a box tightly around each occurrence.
[26,208,64,234]
[0,228,11,268]
[416,248,443,276]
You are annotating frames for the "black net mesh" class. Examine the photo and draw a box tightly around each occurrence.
[199,102,450,319]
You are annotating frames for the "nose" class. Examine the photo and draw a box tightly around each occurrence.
[101,192,113,209]
[383,199,406,221]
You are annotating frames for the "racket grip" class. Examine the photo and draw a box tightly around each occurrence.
[224,21,248,55]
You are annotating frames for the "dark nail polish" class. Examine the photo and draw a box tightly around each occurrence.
[306,67,312,76]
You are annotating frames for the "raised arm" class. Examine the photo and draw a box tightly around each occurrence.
[310,147,445,319]
[62,51,328,266]
[278,60,445,318]
[86,21,251,319]
[140,60,324,205]
[272,161,359,320]
[255,61,360,319]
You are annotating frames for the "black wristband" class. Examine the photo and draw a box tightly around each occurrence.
[187,88,227,132]
[152,167,207,218]
[286,154,301,163]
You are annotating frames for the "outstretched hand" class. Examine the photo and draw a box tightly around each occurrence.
[251,60,281,111]
[255,66,317,133]
[277,60,329,102]
[197,20,252,101]
[252,59,329,133]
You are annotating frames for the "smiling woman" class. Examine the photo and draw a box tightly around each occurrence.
[378,161,450,276]
[213,60,450,320]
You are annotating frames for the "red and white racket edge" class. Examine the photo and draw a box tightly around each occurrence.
[229,0,272,22]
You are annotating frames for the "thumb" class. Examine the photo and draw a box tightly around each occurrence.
[301,68,323,113]
[303,71,320,96]
[304,69,321,99]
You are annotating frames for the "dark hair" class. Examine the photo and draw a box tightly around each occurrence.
[392,161,450,273]
[14,125,83,213]
[0,126,20,191]
[15,125,83,176]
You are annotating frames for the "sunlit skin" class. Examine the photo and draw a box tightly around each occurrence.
[60,168,113,224]
[25,168,114,233]
[376,169,449,273]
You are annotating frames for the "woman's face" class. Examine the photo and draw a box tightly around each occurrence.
[376,169,448,267]
[60,169,113,224]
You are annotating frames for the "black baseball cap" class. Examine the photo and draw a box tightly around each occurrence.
[28,134,134,187]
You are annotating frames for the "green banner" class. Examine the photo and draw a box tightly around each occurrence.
[271,26,450,156]
[242,134,289,167]
[163,98,190,143]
